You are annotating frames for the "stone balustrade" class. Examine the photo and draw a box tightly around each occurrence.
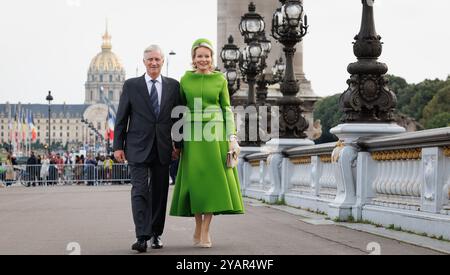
[239,127,450,239]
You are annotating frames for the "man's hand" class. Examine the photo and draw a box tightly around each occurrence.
[114,150,127,163]
[172,148,181,160]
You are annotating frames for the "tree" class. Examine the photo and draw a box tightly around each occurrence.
[401,78,448,121]
[422,85,450,128]
[386,74,409,96]
[424,112,450,129]
[386,75,412,111]
[313,94,342,144]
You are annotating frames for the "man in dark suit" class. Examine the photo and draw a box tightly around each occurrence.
[113,45,181,253]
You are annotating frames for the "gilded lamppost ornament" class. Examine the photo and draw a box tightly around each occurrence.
[340,0,397,122]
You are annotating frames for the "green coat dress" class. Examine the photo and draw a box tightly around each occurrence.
[169,71,244,217]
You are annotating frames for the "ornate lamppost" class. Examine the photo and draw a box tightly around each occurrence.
[46,91,53,154]
[238,2,266,146]
[221,35,241,98]
[339,0,396,122]
[255,33,286,105]
[328,0,404,221]
[255,32,272,104]
[239,2,265,107]
[272,0,309,139]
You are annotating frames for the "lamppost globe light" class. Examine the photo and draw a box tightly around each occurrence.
[46,91,53,102]
[239,2,265,44]
[284,1,303,27]
[272,0,308,42]
[247,42,263,64]
[258,33,272,58]
[226,70,238,83]
[220,35,240,67]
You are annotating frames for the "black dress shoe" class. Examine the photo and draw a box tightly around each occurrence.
[131,240,147,253]
[150,235,163,249]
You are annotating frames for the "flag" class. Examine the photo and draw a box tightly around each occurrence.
[107,107,115,142]
[28,111,37,142]
[13,107,18,144]
[22,112,27,142]
[8,107,12,143]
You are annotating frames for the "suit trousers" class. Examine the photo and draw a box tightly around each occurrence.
[130,143,169,240]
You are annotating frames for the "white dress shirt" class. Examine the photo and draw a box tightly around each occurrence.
[144,73,163,105]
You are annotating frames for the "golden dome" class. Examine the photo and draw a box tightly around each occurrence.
[89,27,124,72]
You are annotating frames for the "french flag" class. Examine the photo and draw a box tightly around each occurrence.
[107,108,115,141]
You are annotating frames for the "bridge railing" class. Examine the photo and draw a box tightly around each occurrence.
[240,127,450,239]
[359,128,450,215]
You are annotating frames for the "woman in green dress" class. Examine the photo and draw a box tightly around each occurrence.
[170,38,244,248]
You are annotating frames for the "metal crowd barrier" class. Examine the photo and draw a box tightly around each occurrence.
[0,163,131,187]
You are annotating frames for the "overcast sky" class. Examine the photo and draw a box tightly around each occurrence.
[0,0,449,104]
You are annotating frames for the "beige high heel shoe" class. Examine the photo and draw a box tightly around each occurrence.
[199,233,212,248]
[193,235,201,245]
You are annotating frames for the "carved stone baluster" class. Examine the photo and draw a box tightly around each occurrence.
[413,160,422,197]
[392,158,401,195]
[381,158,392,195]
[376,158,385,194]
[397,157,407,196]
[401,159,412,196]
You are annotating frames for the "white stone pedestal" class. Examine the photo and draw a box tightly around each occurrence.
[329,123,405,221]
[238,146,261,194]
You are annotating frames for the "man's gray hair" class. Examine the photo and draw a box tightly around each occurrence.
[143,45,165,60]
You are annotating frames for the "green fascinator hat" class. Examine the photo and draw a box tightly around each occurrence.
[191,38,214,56]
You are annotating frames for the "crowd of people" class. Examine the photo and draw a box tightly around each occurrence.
[0,151,130,187]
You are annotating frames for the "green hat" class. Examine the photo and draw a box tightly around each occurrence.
[191,38,214,56]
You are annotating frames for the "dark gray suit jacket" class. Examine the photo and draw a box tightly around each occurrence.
[113,74,182,165]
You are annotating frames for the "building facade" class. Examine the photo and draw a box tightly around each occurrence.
[0,27,125,153]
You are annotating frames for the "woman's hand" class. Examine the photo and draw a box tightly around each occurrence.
[229,134,240,155]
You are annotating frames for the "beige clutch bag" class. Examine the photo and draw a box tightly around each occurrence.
[226,150,239,168]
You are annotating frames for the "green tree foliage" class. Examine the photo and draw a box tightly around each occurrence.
[401,79,449,121]
[425,112,450,129]
[386,74,409,96]
[422,85,450,128]
[313,94,342,144]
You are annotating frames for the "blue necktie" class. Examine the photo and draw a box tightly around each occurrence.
[150,80,160,117]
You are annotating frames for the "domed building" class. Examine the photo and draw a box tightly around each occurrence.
[0,26,127,155]
[85,26,125,106]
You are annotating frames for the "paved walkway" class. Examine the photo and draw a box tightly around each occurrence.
[0,185,446,255]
